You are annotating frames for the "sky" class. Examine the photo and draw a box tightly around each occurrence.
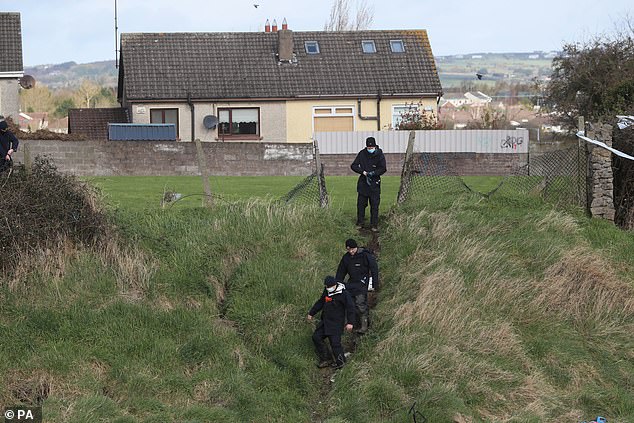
[3,0,633,66]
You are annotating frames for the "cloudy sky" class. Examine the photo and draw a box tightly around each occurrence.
[3,0,633,66]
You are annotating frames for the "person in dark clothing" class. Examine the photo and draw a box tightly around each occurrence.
[336,238,379,334]
[351,136,387,231]
[307,276,355,369]
[0,120,19,173]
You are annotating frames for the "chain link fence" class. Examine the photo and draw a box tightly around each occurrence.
[279,141,329,207]
[398,141,587,208]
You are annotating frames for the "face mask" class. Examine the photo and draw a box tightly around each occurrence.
[367,148,376,154]
[326,285,337,293]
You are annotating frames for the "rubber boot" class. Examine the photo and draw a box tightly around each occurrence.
[356,316,369,334]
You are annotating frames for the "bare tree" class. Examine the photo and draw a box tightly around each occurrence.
[76,80,101,108]
[324,0,374,31]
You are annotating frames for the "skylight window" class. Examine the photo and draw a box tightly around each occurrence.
[390,40,405,53]
[362,40,376,54]
[305,41,320,54]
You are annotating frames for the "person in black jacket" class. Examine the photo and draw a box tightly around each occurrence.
[336,238,379,334]
[0,120,19,173]
[307,276,355,369]
[351,136,387,231]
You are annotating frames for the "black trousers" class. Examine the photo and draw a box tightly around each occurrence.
[357,190,380,226]
[312,326,345,367]
[0,158,11,173]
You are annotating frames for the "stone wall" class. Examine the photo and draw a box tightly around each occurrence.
[586,124,616,221]
[13,139,528,177]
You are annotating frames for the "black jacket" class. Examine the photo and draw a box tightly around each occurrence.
[308,284,356,336]
[351,147,387,195]
[335,248,379,296]
[0,129,19,158]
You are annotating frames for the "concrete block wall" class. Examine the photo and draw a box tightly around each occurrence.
[12,140,528,177]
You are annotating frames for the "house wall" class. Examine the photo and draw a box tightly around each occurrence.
[0,79,20,119]
[286,97,438,142]
[129,101,287,143]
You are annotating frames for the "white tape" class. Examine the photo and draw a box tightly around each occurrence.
[576,131,634,161]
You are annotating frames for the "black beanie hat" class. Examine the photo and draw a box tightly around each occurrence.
[366,137,377,147]
[345,238,357,249]
[324,276,337,287]
[0,121,7,131]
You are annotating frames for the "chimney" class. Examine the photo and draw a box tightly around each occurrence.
[264,19,270,33]
[282,18,288,30]
[272,19,278,32]
[277,28,293,62]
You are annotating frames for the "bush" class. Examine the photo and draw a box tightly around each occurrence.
[0,157,107,275]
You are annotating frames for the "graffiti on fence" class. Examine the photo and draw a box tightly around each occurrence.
[501,135,524,149]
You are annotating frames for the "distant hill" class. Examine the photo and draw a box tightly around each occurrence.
[25,60,118,89]
[25,51,556,90]
[435,51,557,89]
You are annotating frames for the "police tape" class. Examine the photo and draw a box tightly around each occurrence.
[576,131,634,161]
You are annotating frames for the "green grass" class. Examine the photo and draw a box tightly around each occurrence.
[2,176,633,422]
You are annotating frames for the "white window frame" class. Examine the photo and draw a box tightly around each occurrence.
[391,104,418,128]
[390,39,405,53]
[305,41,320,54]
[361,40,376,54]
[312,106,356,133]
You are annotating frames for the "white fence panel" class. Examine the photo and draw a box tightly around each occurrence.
[314,129,529,154]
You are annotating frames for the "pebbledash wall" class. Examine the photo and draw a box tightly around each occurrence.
[11,139,529,177]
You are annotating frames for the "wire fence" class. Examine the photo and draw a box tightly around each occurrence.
[398,141,587,209]
[279,141,329,207]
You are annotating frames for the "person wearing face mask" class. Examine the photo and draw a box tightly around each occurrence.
[350,136,386,231]
[336,238,379,334]
[0,120,19,173]
[307,276,355,369]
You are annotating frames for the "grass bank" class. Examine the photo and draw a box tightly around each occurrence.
[328,192,634,422]
[2,176,632,422]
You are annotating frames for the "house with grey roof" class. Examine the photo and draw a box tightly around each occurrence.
[117,26,443,142]
[0,12,23,120]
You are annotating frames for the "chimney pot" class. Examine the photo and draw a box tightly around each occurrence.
[282,18,288,30]
[265,19,270,33]
[272,19,278,32]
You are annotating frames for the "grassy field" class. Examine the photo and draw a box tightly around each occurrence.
[2,176,633,422]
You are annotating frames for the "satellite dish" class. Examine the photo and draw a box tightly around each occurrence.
[19,75,36,89]
[203,115,218,130]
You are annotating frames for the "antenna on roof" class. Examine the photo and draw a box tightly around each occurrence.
[114,0,119,68]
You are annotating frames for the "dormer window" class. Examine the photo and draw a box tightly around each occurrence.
[305,41,320,54]
[362,40,376,54]
[390,40,405,53]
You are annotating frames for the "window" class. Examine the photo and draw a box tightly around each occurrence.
[218,108,260,139]
[390,40,405,53]
[150,108,179,137]
[305,41,320,54]
[361,40,376,54]
[392,104,416,128]
[313,106,354,132]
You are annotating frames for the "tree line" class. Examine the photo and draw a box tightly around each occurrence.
[19,79,118,118]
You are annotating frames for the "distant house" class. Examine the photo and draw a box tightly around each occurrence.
[19,112,48,131]
[0,12,23,120]
[464,91,492,105]
[117,25,443,142]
